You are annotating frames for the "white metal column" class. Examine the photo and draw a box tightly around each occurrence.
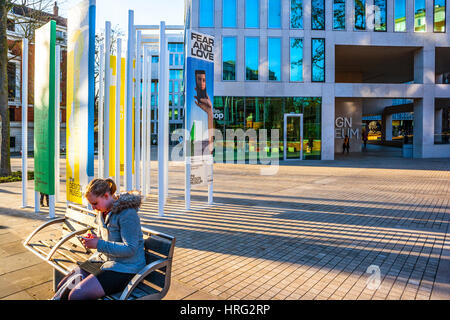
[125,10,135,191]
[21,38,28,208]
[115,39,122,189]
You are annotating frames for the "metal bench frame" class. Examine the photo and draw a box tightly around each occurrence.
[23,203,176,300]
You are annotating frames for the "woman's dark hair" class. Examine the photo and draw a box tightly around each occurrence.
[85,178,117,198]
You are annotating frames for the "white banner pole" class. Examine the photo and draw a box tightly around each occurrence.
[115,38,122,190]
[55,45,61,203]
[21,38,28,208]
[135,31,142,192]
[147,49,152,196]
[103,21,111,178]
[125,10,135,191]
[98,43,105,178]
[158,21,167,216]
[141,46,148,199]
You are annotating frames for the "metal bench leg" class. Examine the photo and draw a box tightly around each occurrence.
[53,269,64,292]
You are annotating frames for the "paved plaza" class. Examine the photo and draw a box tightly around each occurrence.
[0,146,449,300]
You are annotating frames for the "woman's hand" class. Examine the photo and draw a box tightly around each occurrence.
[81,235,99,249]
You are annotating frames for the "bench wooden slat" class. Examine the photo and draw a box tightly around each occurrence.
[144,236,172,258]
[144,269,166,289]
[65,208,97,227]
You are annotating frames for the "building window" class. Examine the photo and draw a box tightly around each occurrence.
[290,0,303,29]
[415,0,426,32]
[223,37,236,81]
[152,56,159,63]
[434,0,446,32]
[394,0,406,31]
[311,38,325,82]
[355,0,366,30]
[7,62,16,100]
[290,38,303,82]
[7,19,15,32]
[10,136,16,149]
[333,0,346,30]
[245,37,259,80]
[373,0,387,31]
[312,0,325,30]
[9,107,16,122]
[268,38,281,81]
[268,0,281,28]
[223,0,237,28]
[199,0,214,27]
[245,0,259,28]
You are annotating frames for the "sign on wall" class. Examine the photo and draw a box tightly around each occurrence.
[185,30,215,186]
[34,20,56,196]
[66,0,96,205]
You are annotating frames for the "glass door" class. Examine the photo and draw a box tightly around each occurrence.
[284,114,303,160]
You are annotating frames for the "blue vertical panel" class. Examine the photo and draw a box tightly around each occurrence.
[312,0,325,30]
[245,37,259,80]
[311,38,325,82]
[223,0,237,27]
[290,38,303,81]
[246,0,259,28]
[290,0,303,29]
[268,0,281,28]
[268,38,281,81]
[223,37,236,80]
[199,0,214,27]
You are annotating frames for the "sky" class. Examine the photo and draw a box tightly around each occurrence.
[59,0,186,35]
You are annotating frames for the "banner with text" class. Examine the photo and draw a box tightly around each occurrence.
[34,20,56,196]
[185,30,215,187]
[66,0,95,205]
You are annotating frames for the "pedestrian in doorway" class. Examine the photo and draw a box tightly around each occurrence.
[343,135,350,154]
[40,192,49,207]
[362,129,368,150]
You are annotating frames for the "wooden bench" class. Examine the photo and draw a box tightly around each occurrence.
[23,203,176,300]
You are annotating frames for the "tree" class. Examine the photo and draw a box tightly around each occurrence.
[0,0,64,176]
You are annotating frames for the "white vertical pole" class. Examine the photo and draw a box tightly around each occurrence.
[21,38,28,208]
[35,191,40,213]
[103,21,111,178]
[135,31,142,193]
[125,10,135,191]
[158,21,168,216]
[98,43,105,178]
[48,195,55,219]
[55,45,61,203]
[115,39,122,190]
[146,48,152,195]
[141,47,148,199]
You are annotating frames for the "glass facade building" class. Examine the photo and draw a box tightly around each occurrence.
[187,0,450,161]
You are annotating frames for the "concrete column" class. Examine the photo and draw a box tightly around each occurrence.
[413,94,435,158]
[385,113,393,141]
[406,0,414,32]
[303,0,311,31]
[322,85,335,160]
[325,35,335,83]
[386,0,394,33]
[325,0,333,31]
[435,108,443,143]
[346,0,354,31]
[426,0,434,33]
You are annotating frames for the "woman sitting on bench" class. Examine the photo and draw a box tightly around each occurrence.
[52,178,146,300]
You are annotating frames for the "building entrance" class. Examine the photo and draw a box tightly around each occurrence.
[283,114,303,161]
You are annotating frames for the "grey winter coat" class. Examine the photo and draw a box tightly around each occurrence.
[94,192,147,274]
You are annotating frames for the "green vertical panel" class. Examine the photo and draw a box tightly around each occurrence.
[34,20,56,195]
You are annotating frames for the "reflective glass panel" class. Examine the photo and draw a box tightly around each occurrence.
[223,37,236,81]
[415,0,426,32]
[354,0,366,30]
[290,0,303,29]
[223,0,237,27]
[245,37,259,80]
[246,0,259,28]
[374,0,387,31]
[434,0,446,32]
[311,38,325,82]
[268,0,281,28]
[268,38,281,81]
[333,0,346,30]
[394,0,406,31]
[199,0,214,27]
[290,38,303,82]
[312,0,325,30]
